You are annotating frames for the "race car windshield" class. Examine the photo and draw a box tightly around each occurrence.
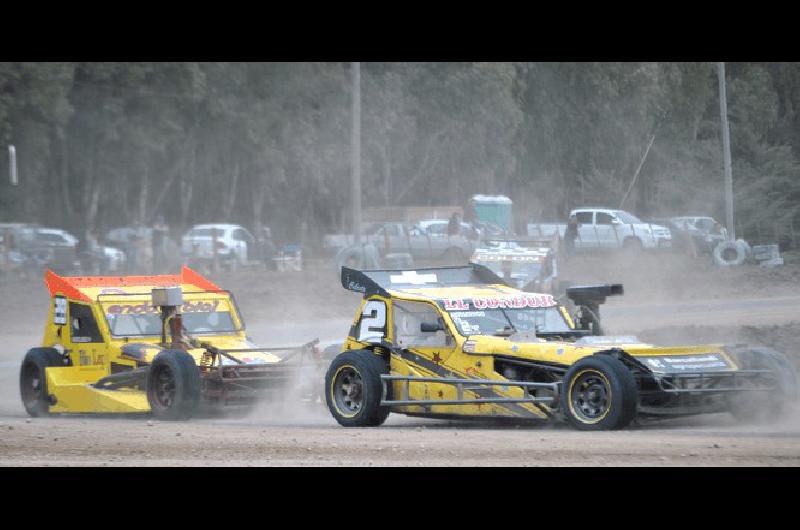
[477,260,542,281]
[440,300,571,337]
[101,298,240,337]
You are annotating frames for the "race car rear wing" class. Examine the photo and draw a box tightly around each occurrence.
[565,284,624,335]
[341,264,506,297]
[566,284,624,306]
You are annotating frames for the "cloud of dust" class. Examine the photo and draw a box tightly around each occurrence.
[244,359,334,426]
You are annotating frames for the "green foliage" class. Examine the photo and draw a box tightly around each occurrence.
[0,62,798,247]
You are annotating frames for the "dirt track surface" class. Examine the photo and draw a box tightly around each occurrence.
[2,253,800,466]
[2,412,800,467]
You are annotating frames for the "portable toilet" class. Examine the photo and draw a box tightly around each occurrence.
[469,195,513,232]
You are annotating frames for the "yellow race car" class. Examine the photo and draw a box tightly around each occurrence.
[20,266,323,420]
[325,265,798,430]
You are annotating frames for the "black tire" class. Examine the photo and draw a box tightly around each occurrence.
[146,350,201,420]
[713,241,746,267]
[728,347,798,423]
[622,237,643,255]
[325,349,389,427]
[561,353,638,431]
[19,348,67,417]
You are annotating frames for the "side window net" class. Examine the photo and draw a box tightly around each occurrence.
[393,301,449,348]
[69,302,103,343]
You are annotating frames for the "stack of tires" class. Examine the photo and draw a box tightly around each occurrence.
[713,239,751,267]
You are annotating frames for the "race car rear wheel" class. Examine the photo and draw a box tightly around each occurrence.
[146,350,201,420]
[325,349,389,427]
[561,354,638,431]
[20,348,67,417]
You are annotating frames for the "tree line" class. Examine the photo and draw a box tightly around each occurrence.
[1,62,798,248]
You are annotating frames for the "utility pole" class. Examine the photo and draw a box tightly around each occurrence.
[8,145,18,186]
[351,62,362,244]
[718,62,735,241]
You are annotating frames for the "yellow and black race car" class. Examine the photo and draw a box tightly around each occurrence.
[325,265,798,430]
[469,237,559,294]
[20,266,323,420]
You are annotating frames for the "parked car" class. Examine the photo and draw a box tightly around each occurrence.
[16,227,80,274]
[0,222,40,241]
[102,245,127,272]
[654,216,727,256]
[379,221,475,262]
[333,221,476,270]
[182,223,255,269]
[418,219,512,240]
[568,208,672,252]
[322,223,381,254]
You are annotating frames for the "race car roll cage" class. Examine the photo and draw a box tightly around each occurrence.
[341,265,776,415]
[97,290,247,338]
[91,289,323,405]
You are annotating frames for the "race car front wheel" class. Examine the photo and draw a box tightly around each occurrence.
[325,350,389,427]
[728,347,798,423]
[20,348,67,417]
[146,350,201,420]
[561,354,638,431]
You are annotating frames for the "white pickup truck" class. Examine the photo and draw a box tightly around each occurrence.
[570,208,671,251]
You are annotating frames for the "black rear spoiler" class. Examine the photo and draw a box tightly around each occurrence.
[566,284,624,306]
[341,264,506,297]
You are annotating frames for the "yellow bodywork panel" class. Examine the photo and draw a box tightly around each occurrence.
[46,366,149,414]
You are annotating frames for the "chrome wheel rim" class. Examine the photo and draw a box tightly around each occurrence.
[333,367,364,415]
[570,371,610,422]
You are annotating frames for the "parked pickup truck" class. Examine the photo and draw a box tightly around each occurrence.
[528,208,672,253]
[571,208,671,251]
[327,221,475,263]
